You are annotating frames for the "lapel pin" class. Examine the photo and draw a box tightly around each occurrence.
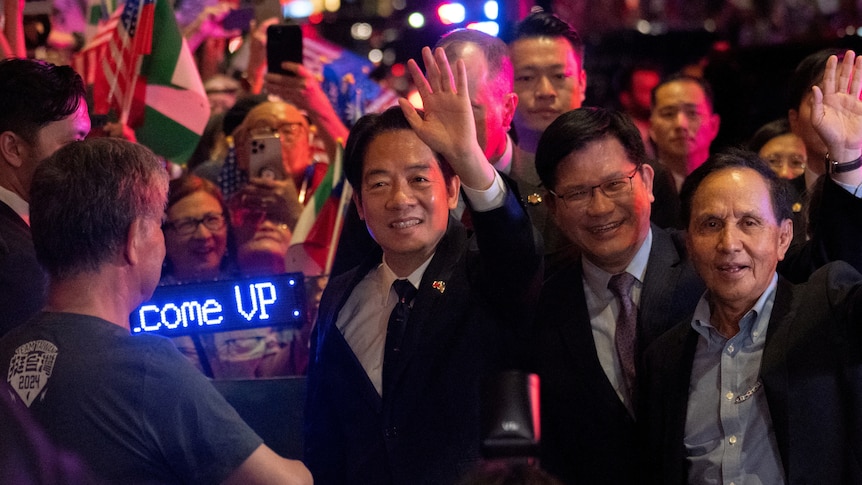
[526,193,543,205]
[432,281,446,294]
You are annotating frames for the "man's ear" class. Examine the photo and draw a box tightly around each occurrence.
[576,69,588,105]
[639,162,656,204]
[124,217,146,266]
[501,92,518,128]
[0,131,26,168]
[447,175,461,210]
[776,218,794,261]
[352,192,365,221]
[708,113,721,142]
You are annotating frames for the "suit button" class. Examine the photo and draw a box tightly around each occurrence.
[384,427,398,438]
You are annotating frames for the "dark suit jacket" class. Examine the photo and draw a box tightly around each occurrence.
[511,145,575,270]
[304,188,542,485]
[0,201,46,337]
[640,262,862,485]
[778,176,862,283]
[648,159,683,230]
[533,226,704,485]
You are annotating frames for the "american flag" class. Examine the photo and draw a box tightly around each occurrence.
[73,0,155,123]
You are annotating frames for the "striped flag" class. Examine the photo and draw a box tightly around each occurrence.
[286,143,351,277]
[75,0,154,123]
[74,0,209,164]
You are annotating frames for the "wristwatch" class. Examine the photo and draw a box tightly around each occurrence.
[826,153,862,174]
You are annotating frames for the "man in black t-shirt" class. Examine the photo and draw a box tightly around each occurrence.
[0,138,311,485]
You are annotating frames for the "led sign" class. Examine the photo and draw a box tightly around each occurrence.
[131,273,306,337]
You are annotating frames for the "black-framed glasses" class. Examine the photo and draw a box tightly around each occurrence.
[549,165,641,208]
[163,212,226,235]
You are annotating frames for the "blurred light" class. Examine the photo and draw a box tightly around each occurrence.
[408,12,425,28]
[846,25,856,35]
[383,48,397,65]
[467,21,499,37]
[383,28,399,42]
[351,22,373,40]
[323,0,339,12]
[703,18,716,32]
[407,89,423,109]
[283,0,313,18]
[377,0,393,17]
[636,19,651,34]
[483,1,498,20]
[391,63,406,77]
[857,26,862,36]
[368,49,384,63]
[712,40,731,53]
[437,3,466,25]
[228,37,243,54]
[309,12,323,24]
[393,0,406,10]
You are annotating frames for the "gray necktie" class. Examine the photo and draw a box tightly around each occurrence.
[608,272,638,409]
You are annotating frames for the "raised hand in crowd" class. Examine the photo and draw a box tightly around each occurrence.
[811,49,862,187]
[400,46,495,191]
[263,59,350,158]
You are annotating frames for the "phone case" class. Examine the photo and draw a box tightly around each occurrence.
[249,134,286,180]
[266,24,303,75]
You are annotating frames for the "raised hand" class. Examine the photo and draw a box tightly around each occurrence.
[399,47,494,190]
[811,50,862,165]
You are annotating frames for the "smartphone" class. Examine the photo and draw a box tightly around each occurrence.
[222,7,254,31]
[249,133,286,180]
[266,24,303,75]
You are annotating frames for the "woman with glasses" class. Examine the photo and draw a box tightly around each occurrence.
[160,175,234,377]
[161,175,310,378]
[749,118,808,181]
[748,118,807,242]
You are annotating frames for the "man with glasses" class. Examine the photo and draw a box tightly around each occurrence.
[531,107,705,484]
[220,101,323,216]
[533,57,862,482]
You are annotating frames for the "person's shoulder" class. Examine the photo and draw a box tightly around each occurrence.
[798,260,862,293]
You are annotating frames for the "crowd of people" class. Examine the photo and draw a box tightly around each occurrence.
[2,3,862,484]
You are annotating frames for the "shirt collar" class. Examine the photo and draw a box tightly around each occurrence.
[691,273,778,349]
[582,228,653,298]
[0,185,29,225]
[377,254,433,305]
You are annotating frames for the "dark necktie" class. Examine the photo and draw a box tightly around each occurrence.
[383,279,417,382]
[608,272,638,410]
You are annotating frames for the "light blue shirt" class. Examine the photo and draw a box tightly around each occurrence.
[582,229,653,415]
[685,274,784,485]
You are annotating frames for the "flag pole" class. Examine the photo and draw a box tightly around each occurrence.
[323,142,348,276]
[323,182,351,276]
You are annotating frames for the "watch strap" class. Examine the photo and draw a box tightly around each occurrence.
[826,154,862,174]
